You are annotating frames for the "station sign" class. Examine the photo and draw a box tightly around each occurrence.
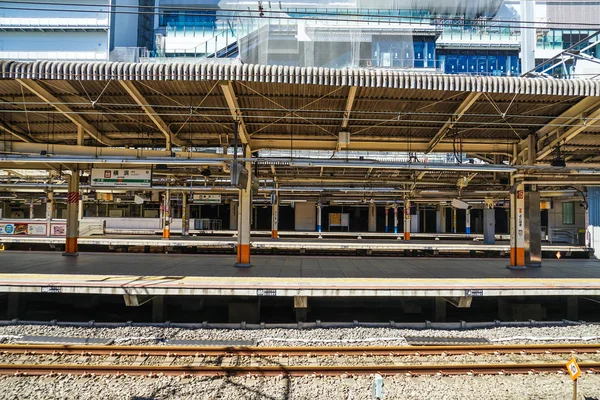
[91,169,152,188]
[192,194,222,204]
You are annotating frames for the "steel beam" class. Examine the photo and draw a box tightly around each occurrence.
[517,97,600,159]
[535,104,600,161]
[119,80,182,151]
[16,79,113,146]
[253,138,513,155]
[426,92,482,153]
[220,81,250,145]
[0,120,33,143]
[341,86,357,129]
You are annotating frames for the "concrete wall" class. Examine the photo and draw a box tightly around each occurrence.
[295,202,316,231]
[548,199,585,231]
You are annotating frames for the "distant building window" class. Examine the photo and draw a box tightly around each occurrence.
[562,202,575,225]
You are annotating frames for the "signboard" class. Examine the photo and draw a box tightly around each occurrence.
[192,194,222,204]
[329,213,350,227]
[566,358,581,381]
[91,169,152,188]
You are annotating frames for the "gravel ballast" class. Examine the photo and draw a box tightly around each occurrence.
[0,374,598,400]
[1,324,600,346]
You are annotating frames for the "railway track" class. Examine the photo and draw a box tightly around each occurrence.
[1,343,600,377]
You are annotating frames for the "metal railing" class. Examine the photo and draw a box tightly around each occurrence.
[549,228,578,244]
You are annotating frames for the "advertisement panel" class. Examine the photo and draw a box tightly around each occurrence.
[27,224,47,236]
[51,224,66,236]
[0,224,15,235]
[91,169,152,188]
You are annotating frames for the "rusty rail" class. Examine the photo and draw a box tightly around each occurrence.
[1,343,600,357]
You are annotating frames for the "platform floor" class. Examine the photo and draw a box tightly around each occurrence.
[0,235,588,254]
[0,252,599,297]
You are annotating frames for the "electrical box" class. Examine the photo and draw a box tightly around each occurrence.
[231,162,249,189]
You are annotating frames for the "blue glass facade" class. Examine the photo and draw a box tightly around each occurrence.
[438,50,520,76]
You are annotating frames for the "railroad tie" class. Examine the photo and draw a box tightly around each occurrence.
[161,356,176,367]
[40,356,60,365]
[100,356,118,366]
[132,355,148,366]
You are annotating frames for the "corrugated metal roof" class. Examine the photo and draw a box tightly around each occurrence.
[2,60,600,97]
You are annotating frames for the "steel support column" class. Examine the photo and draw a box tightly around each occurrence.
[385,208,389,233]
[453,208,457,233]
[484,200,496,245]
[271,191,279,239]
[162,190,171,239]
[45,191,53,237]
[181,192,189,236]
[524,184,542,267]
[63,169,79,256]
[465,208,471,234]
[393,204,398,234]
[317,202,322,234]
[404,199,411,240]
[29,199,34,219]
[235,148,252,268]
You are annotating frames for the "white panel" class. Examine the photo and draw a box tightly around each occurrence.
[294,202,316,231]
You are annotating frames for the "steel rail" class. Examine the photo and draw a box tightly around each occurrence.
[1,343,600,357]
[2,362,600,377]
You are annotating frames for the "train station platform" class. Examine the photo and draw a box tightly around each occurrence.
[0,252,599,298]
[0,236,590,257]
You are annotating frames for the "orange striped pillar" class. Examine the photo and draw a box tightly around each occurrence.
[403,199,411,240]
[508,182,526,269]
[235,151,252,268]
[271,191,279,239]
[162,190,171,239]
[63,169,79,257]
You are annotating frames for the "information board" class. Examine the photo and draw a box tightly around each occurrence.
[91,169,152,188]
[329,213,350,227]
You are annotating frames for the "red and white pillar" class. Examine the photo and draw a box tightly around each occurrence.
[509,182,526,269]
[162,189,171,239]
[63,169,80,256]
[271,191,279,239]
[403,199,411,240]
[236,148,252,267]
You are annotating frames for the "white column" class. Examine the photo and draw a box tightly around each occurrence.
[385,207,389,233]
[393,204,398,234]
[436,204,442,233]
[368,202,376,232]
[45,191,54,237]
[29,199,34,219]
[465,208,471,234]
[317,202,322,233]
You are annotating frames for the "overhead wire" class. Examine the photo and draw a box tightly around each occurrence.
[2,0,600,30]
